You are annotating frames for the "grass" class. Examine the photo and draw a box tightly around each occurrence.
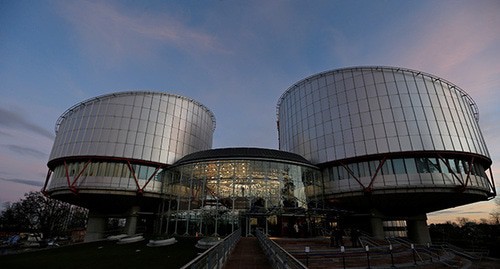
[0,237,199,269]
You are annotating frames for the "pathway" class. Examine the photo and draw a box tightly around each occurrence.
[223,237,272,269]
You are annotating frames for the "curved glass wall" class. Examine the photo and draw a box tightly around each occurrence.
[160,159,321,236]
[48,160,165,194]
[277,67,490,164]
[323,155,493,194]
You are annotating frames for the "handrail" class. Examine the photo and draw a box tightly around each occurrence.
[255,229,308,269]
[180,229,241,269]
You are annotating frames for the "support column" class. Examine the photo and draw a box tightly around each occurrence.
[370,209,385,239]
[84,211,107,242]
[407,214,431,244]
[125,206,140,236]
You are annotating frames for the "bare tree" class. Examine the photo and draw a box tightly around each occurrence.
[490,197,500,225]
[0,191,88,239]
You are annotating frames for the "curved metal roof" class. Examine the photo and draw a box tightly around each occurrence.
[174,147,316,167]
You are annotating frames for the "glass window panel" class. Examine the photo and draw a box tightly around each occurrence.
[415,158,430,173]
[392,159,406,174]
[404,158,417,174]
[438,159,450,174]
[427,158,440,173]
[461,160,469,174]
[476,163,487,178]
[381,159,393,175]
[338,166,346,180]
[452,159,461,173]
[368,161,378,175]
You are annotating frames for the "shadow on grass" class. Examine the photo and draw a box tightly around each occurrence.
[0,237,199,269]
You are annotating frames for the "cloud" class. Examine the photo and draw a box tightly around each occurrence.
[393,2,500,96]
[0,177,44,188]
[3,145,47,159]
[0,107,54,140]
[56,1,228,65]
[0,130,12,137]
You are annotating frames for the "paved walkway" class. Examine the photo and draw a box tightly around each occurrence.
[223,237,272,269]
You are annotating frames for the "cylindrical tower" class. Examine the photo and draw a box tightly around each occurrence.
[277,66,495,242]
[44,91,215,240]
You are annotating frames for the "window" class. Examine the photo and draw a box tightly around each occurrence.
[404,158,417,174]
[392,159,406,174]
[415,158,430,173]
[381,159,394,175]
[427,158,441,173]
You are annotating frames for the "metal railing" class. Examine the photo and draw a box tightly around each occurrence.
[180,229,241,269]
[255,229,308,269]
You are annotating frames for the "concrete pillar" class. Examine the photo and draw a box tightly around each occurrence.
[370,209,385,239]
[125,206,140,235]
[85,212,107,242]
[407,214,431,244]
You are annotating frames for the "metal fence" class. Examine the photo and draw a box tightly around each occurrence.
[256,229,308,269]
[180,229,241,269]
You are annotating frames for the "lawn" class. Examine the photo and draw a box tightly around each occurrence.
[0,237,199,269]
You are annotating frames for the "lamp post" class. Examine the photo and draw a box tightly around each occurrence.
[427,242,433,262]
[305,246,310,267]
[389,244,395,268]
[341,246,346,269]
[411,243,417,266]
[365,245,371,269]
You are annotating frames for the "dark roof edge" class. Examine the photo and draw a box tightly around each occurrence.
[174,147,317,168]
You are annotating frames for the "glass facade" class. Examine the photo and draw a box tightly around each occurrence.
[277,66,494,218]
[383,220,407,238]
[46,91,215,197]
[48,161,164,194]
[159,156,321,236]
[277,67,490,164]
[323,156,492,194]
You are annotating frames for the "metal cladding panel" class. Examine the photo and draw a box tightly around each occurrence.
[48,91,215,165]
[277,67,490,164]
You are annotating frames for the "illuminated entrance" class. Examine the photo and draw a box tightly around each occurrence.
[158,148,322,237]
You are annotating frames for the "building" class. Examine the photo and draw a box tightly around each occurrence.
[43,91,215,241]
[161,147,321,237]
[277,66,495,243]
[44,66,495,243]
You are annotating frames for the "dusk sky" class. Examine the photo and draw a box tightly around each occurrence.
[1,0,499,223]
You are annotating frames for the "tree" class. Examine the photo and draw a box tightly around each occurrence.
[0,191,88,238]
[490,197,500,225]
